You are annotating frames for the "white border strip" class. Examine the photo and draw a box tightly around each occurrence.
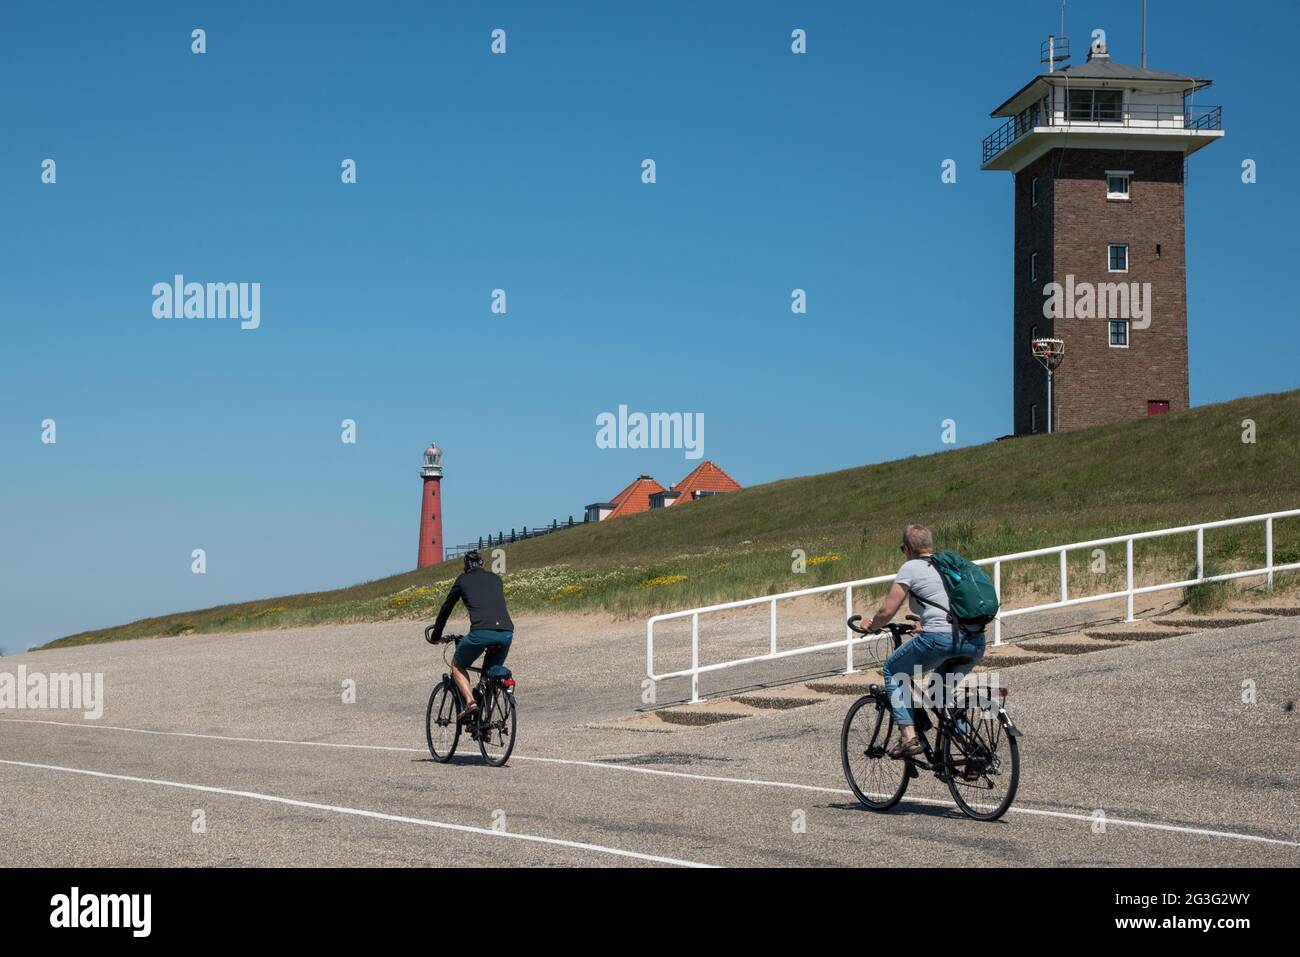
[3,718,1296,850]
[0,756,713,868]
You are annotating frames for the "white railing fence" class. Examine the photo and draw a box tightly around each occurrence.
[646,508,1300,703]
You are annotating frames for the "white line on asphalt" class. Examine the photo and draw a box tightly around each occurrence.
[5,717,1297,849]
[0,757,714,868]
[518,755,1300,848]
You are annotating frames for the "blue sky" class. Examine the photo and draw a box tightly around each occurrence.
[1,0,1296,653]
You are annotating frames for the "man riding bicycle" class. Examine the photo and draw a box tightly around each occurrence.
[427,550,514,725]
[863,524,986,760]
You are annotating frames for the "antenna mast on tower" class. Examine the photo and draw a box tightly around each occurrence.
[1142,0,1148,66]
[1042,1,1071,72]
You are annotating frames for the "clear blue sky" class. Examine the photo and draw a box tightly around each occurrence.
[2,0,1296,653]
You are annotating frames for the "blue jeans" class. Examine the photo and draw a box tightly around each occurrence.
[883,629,986,728]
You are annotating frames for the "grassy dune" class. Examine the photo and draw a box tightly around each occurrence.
[41,389,1300,649]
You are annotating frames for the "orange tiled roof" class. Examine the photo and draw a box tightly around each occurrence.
[607,477,644,509]
[605,475,666,519]
[670,461,742,502]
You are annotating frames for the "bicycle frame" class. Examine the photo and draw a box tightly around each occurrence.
[441,665,498,734]
[865,685,1019,782]
[900,706,952,775]
[430,632,511,730]
[861,619,1021,776]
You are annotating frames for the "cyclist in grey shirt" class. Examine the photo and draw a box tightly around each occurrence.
[863,524,986,758]
[894,556,951,632]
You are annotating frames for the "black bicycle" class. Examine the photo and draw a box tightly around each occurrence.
[840,615,1021,821]
[423,628,518,766]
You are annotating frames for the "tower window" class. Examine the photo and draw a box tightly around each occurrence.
[1109,319,1130,347]
[1067,88,1123,122]
[1106,171,1132,200]
[1030,252,1038,283]
[1108,244,1129,272]
[1031,177,1039,206]
[1030,403,1039,434]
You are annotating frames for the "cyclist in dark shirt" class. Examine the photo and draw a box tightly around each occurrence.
[428,550,515,724]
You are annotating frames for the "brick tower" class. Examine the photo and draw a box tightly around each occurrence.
[416,443,444,568]
[982,30,1223,434]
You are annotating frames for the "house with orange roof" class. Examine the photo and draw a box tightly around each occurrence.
[650,461,742,509]
[584,475,665,523]
[584,462,741,522]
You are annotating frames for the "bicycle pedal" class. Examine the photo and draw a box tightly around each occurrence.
[906,764,919,779]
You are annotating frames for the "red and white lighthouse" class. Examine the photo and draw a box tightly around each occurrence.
[416,442,444,568]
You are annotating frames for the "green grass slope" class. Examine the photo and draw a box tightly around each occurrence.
[41,389,1300,649]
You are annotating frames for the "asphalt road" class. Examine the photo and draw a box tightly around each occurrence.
[1,611,1295,867]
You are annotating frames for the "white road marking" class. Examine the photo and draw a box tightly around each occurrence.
[4,717,1297,849]
[0,757,713,868]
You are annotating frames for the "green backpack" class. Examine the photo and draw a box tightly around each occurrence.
[912,551,1000,630]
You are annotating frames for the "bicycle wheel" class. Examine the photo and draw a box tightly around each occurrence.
[942,708,1020,821]
[477,684,517,767]
[425,682,460,762]
[840,693,909,811]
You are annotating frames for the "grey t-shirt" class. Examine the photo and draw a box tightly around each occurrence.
[895,558,951,632]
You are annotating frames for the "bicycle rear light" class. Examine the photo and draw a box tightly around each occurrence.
[503,678,516,689]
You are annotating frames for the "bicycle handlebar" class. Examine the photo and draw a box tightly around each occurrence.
[424,626,463,645]
[846,615,916,637]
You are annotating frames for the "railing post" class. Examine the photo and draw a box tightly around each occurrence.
[1059,549,1068,602]
[993,561,1002,646]
[1125,538,1135,622]
[769,599,777,657]
[1266,516,1274,591]
[646,619,654,699]
[690,613,700,704]
[1196,527,1204,580]
[844,586,855,674]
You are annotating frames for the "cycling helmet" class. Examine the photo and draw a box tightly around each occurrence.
[463,550,484,573]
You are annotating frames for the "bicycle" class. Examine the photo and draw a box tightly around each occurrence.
[839,615,1021,821]
[423,627,518,767]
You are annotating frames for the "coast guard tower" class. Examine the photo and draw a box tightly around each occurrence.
[982,23,1223,434]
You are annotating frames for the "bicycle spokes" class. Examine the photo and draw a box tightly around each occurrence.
[476,685,517,766]
[425,683,461,762]
[841,695,910,810]
[942,707,1020,820]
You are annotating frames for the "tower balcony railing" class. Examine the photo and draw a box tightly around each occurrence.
[982,103,1222,164]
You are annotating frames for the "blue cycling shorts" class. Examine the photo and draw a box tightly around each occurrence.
[453,629,512,669]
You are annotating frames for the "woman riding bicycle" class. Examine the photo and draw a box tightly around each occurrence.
[863,525,986,760]
[427,550,515,725]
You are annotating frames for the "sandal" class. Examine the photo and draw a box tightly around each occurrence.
[457,704,480,725]
[888,737,923,759]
